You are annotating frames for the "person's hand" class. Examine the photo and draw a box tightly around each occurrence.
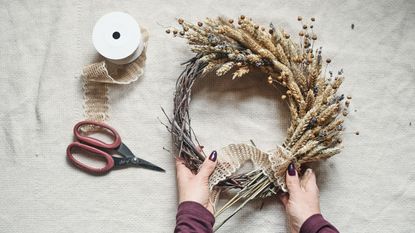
[280,163,321,233]
[176,150,218,214]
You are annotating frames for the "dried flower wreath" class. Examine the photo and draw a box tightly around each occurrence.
[164,16,351,230]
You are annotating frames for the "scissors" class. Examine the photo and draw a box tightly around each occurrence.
[66,120,165,174]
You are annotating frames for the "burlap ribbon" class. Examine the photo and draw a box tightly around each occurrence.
[81,28,149,123]
[209,144,296,193]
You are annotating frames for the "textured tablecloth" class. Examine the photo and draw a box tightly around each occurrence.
[1,0,414,232]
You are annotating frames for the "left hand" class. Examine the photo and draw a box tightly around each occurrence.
[176,150,218,214]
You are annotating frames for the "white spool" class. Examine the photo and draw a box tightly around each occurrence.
[92,12,144,65]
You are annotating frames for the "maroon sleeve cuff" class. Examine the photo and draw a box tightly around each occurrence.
[300,214,339,233]
[174,201,215,233]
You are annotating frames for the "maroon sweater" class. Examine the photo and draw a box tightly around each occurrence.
[175,201,339,233]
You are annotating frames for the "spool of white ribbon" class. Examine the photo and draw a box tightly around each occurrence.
[83,12,148,123]
[92,12,144,65]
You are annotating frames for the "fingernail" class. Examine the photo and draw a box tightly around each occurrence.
[209,150,217,162]
[288,163,296,176]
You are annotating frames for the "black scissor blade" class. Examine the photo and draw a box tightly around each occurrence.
[117,143,136,158]
[135,158,165,172]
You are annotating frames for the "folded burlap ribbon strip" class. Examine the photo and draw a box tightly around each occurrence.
[209,144,295,193]
[81,28,149,123]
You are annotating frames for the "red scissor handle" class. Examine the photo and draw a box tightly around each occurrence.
[66,142,114,174]
[73,120,122,149]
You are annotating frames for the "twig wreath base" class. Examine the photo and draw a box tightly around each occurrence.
[164,15,351,230]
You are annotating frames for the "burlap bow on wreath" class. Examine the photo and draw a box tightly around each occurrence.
[164,16,351,231]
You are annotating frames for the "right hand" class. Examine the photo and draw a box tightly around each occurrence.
[280,164,321,233]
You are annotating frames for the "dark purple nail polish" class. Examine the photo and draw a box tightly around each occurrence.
[288,163,296,176]
[209,150,217,162]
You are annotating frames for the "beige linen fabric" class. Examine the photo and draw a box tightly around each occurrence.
[0,0,414,232]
